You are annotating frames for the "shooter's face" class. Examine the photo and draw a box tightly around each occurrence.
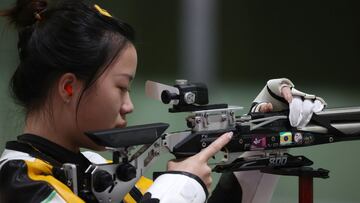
[75,44,138,149]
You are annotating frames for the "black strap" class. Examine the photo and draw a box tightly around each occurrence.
[129,187,143,202]
[311,113,345,136]
[0,159,7,166]
[153,171,209,198]
[6,141,58,166]
[9,140,63,167]
[267,85,288,104]
[6,140,70,185]
[249,102,259,113]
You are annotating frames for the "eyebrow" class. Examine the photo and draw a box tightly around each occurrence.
[115,73,134,81]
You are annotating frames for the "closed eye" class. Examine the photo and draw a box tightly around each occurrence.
[119,87,131,93]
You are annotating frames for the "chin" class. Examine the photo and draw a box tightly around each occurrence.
[115,123,127,128]
[80,136,106,151]
[115,119,128,128]
[88,144,106,151]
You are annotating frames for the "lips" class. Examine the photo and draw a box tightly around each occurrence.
[114,114,127,128]
[115,120,127,128]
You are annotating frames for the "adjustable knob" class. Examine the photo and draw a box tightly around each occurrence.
[116,163,137,182]
[93,170,113,192]
[161,90,178,104]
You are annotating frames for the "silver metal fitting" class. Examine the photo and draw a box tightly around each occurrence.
[184,92,196,104]
[176,79,188,85]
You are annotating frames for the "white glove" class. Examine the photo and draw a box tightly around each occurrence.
[147,173,206,203]
[289,96,324,128]
[253,78,326,128]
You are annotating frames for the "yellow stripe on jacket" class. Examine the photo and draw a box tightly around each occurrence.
[26,158,153,203]
[25,159,84,203]
[124,176,153,203]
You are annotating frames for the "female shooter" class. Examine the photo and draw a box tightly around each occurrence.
[0,1,325,202]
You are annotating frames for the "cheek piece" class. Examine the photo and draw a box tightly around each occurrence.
[65,84,73,97]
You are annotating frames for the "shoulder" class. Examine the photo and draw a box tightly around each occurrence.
[0,150,54,203]
[0,149,84,203]
[0,149,35,166]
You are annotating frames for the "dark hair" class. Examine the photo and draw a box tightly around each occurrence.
[0,0,135,114]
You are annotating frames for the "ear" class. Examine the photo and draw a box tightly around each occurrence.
[57,73,80,103]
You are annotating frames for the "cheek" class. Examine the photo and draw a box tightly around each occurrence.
[77,89,121,131]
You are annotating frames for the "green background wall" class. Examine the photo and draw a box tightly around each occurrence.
[1,0,359,202]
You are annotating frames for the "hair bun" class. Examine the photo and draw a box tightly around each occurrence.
[0,0,48,28]
[32,0,47,12]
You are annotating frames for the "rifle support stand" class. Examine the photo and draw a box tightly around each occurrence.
[261,167,329,203]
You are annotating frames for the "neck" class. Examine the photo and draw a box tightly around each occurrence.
[24,110,80,153]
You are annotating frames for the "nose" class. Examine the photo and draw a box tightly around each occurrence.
[120,92,134,115]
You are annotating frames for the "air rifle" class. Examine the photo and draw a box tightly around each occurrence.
[64,80,360,202]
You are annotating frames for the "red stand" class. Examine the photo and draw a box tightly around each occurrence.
[261,167,329,203]
[299,176,313,203]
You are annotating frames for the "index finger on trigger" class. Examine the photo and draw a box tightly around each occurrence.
[198,132,233,162]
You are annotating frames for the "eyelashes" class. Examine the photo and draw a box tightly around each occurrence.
[119,87,131,93]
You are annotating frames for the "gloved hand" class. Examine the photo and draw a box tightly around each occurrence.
[289,96,324,127]
[282,85,325,127]
[257,85,325,128]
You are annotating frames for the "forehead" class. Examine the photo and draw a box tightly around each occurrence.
[103,44,137,81]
